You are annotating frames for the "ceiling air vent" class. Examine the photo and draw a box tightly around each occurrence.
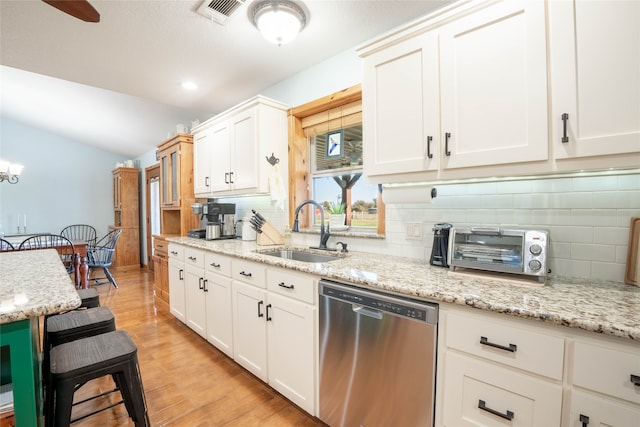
[196,0,246,25]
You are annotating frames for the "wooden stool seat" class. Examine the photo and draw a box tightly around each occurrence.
[48,330,149,427]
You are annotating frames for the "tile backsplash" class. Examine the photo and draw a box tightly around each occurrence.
[223,172,640,283]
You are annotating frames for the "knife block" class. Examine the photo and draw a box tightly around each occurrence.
[257,221,284,246]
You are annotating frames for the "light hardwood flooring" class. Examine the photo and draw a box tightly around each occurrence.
[64,267,324,426]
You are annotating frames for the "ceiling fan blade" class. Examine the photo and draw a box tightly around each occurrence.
[43,0,100,23]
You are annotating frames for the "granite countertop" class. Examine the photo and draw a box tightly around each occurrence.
[167,237,640,341]
[0,249,81,323]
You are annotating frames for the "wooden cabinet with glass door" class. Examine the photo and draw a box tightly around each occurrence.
[157,134,200,236]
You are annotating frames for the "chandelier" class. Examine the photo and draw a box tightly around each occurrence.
[0,160,24,184]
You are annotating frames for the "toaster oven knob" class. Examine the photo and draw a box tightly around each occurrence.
[528,259,542,271]
[529,244,543,256]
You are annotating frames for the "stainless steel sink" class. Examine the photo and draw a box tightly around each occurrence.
[258,249,342,263]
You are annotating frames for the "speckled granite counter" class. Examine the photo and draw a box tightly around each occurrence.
[167,237,640,341]
[0,249,81,323]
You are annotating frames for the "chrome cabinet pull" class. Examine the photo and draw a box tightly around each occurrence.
[258,300,264,317]
[480,336,517,352]
[562,113,569,143]
[478,400,514,421]
[278,282,294,290]
[580,414,590,427]
[224,172,230,184]
[239,271,252,277]
[205,176,210,187]
[229,171,234,184]
[631,374,640,386]
[445,132,451,156]
[198,277,204,290]
[203,279,208,292]
[179,269,184,280]
[426,136,433,159]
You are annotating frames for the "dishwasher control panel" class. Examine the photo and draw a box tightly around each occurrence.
[321,281,437,323]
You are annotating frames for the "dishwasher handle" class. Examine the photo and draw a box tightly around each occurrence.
[352,304,383,320]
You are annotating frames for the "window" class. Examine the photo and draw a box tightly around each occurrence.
[287,85,385,234]
[310,125,379,230]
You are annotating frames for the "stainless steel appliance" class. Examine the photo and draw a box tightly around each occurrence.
[189,202,236,240]
[449,226,549,281]
[319,279,438,427]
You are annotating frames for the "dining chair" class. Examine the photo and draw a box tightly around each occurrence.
[18,234,76,274]
[87,229,122,288]
[0,238,16,251]
[60,224,97,247]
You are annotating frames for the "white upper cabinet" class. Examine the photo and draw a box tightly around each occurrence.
[439,0,548,171]
[548,0,640,162]
[192,96,287,198]
[360,0,549,183]
[362,31,440,177]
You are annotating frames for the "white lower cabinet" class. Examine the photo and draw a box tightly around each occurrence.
[568,390,640,427]
[205,270,233,357]
[232,263,316,415]
[168,244,186,323]
[443,352,562,426]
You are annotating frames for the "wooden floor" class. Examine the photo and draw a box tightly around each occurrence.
[65,267,324,426]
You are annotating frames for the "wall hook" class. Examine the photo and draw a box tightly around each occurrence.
[266,153,279,166]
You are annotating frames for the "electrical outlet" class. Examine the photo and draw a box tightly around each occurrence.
[405,222,423,240]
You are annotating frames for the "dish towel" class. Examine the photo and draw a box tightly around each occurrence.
[269,164,287,210]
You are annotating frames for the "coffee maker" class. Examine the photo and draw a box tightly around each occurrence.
[189,201,236,240]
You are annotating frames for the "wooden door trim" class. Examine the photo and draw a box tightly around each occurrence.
[145,164,161,270]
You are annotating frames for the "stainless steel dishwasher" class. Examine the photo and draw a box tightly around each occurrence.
[319,279,438,427]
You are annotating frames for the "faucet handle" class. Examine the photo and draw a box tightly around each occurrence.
[336,241,348,253]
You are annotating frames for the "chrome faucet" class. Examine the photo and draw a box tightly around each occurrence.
[292,199,333,250]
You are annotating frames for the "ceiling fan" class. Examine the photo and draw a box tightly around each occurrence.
[42,0,100,22]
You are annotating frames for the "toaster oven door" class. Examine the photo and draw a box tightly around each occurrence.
[450,229,524,274]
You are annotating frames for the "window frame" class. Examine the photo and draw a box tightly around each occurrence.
[287,84,386,235]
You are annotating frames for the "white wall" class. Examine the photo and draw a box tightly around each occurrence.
[0,117,123,239]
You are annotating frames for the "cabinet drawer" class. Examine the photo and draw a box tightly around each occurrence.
[232,260,265,288]
[168,243,184,261]
[154,238,168,258]
[184,247,204,269]
[569,389,640,427]
[443,352,562,427]
[446,312,564,380]
[573,341,640,404]
[205,252,231,276]
[267,268,316,304]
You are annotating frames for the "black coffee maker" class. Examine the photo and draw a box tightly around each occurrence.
[430,223,453,267]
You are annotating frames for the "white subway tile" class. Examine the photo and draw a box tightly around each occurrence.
[496,180,534,194]
[593,226,632,245]
[617,210,640,226]
[533,209,571,225]
[549,226,593,243]
[532,177,572,193]
[552,259,591,279]
[572,175,619,192]
[571,243,615,262]
[466,210,497,224]
[591,192,619,208]
[617,173,640,190]
[590,262,625,282]
[616,246,629,263]
[466,182,497,195]
[571,209,618,227]
[514,194,550,209]
[615,190,640,208]
[549,242,571,258]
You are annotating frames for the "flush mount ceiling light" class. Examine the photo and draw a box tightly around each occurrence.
[251,0,307,46]
[181,81,198,90]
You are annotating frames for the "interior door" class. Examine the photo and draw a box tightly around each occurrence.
[145,164,160,270]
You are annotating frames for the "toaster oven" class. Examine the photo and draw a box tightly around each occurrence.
[448,227,548,282]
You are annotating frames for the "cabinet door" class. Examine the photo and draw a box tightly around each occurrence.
[549,0,640,159]
[440,0,548,170]
[442,352,562,427]
[267,292,315,414]
[193,130,212,196]
[363,32,439,177]
[210,121,231,192]
[205,271,233,357]
[568,390,640,427]
[230,108,258,191]
[232,280,267,381]
[185,265,206,338]
[168,259,186,323]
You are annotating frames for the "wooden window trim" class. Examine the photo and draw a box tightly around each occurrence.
[287,84,385,234]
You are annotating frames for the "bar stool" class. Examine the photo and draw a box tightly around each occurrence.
[43,307,116,423]
[76,288,100,309]
[48,330,150,427]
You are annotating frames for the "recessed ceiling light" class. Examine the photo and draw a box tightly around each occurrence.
[182,81,198,90]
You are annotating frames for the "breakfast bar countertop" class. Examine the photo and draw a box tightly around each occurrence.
[167,237,640,341]
[0,249,81,323]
